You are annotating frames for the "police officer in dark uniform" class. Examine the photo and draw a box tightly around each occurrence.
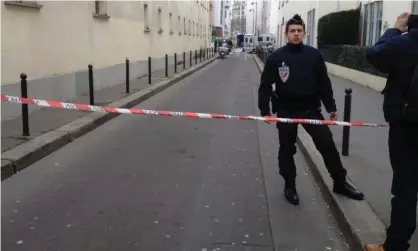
[258,14,364,205]
[364,12,418,251]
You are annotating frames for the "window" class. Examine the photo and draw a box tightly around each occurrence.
[169,13,173,34]
[4,1,41,9]
[307,9,316,46]
[144,4,149,30]
[178,16,181,34]
[362,1,383,46]
[95,0,107,16]
[157,8,162,32]
[413,0,418,14]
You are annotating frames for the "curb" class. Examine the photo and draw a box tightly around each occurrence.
[252,54,387,251]
[1,56,217,181]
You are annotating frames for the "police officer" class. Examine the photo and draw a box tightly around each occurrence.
[258,14,364,205]
[364,12,418,251]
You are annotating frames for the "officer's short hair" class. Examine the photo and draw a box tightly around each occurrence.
[286,14,305,32]
[408,14,418,31]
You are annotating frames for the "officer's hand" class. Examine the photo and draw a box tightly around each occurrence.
[263,116,274,124]
[394,12,410,33]
[330,112,338,121]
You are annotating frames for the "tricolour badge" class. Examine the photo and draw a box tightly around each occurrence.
[278,62,289,83]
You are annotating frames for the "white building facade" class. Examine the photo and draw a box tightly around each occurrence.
[231,0,246,34]
[1,1,211,120]
[246,0,263,35]
[211,0,231,37]
[271,0,418,48]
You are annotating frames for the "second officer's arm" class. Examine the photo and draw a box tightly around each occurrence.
[317,54,337,113]
[258,55,277,117]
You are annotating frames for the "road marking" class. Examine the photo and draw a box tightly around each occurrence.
[234,48,243,53]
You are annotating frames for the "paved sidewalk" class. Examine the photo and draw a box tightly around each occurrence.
[1,53,210,152]
[327,74,418,249]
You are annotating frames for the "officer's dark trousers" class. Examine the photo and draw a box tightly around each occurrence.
[276,108,347,186]
[384,123,418,251]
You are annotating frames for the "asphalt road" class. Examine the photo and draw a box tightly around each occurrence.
[2,49,350,251]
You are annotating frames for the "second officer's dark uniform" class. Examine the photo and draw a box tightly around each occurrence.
[258,42,364,205]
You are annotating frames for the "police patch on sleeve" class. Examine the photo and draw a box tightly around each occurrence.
[278,62,289,83]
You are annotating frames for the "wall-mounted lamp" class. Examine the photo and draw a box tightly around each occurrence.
[383,21,389,32]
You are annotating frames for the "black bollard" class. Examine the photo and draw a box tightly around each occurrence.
[148,57,151,85]
[183,52,186,69]
[174,53,177,73]
[126,58,130,93]
[88,64,94,105]
[165,54,168,77]
[342,88,353,156]
[195,50,197,64]
[20,73,29,136]
[190,51,192,66]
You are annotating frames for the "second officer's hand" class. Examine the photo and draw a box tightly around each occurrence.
[394,12,410,33]
[330,112,338,121]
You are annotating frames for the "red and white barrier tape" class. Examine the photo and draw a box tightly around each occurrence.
[1,94,388,127]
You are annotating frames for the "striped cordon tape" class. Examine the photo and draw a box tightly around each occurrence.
[1,94,388,127]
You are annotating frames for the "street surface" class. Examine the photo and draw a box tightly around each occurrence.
[2,50,350,251]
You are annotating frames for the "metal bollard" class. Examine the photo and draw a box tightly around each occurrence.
[20,73,29,136]
[88,64,94,105]
[126,58,130,93]
[174,53,177,73]
[183,52,186,69]
[190,51,192,66]
[148,57,151,85]
[342,88,353,156]
[195,50,197,64]
[165,54,168,77]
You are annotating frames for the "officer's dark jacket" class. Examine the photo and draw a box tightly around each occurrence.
[258,43,337,117]
[367,28,418,123]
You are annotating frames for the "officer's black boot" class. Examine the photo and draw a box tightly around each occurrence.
[284,180,299,205]
[333,181,364,200]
